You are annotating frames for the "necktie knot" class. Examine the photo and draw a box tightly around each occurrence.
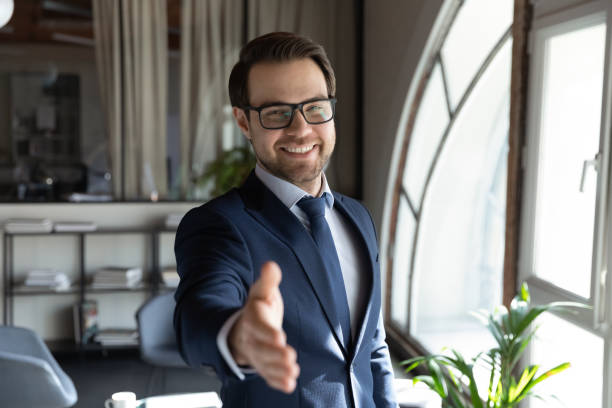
[297,194,328,219]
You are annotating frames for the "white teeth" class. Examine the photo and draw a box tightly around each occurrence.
[285,145,314,154]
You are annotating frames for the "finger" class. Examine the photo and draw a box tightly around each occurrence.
[245,321,286,347]
[248,341,296,366]
[259,360,300,381]
[249,261,282,301]
[266,375,297,394]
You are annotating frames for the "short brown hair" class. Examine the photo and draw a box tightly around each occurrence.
[228,32,336,108]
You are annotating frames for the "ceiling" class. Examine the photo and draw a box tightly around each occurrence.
[0,0,181,48]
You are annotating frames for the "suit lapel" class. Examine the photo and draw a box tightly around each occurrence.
[239,172,349,356]
[332,194,377,359]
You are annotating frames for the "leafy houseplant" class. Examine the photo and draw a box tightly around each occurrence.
[402,283,588,408]
[194,146,256,198]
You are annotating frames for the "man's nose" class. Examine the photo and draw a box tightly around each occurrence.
[287,109,310,134]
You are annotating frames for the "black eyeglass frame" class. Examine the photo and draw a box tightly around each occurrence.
[242,97,337,130]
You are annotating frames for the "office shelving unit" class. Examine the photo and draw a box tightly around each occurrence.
[2,227,176,351]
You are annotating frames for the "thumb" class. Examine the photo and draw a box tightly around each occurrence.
[250,261,282,301]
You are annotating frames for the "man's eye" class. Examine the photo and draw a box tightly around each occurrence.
[269,110,290,116]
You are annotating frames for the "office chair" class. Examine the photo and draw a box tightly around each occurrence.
[0,325,77,407]
[136,291,186,368]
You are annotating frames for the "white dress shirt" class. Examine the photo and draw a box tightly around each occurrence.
[216,164,369,379]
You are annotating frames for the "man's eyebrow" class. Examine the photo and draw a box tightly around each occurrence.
[254,95,330,107]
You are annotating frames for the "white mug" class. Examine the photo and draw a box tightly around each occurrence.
[104,391,137,408]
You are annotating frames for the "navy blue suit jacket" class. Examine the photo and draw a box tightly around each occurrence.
[174,172,397,407]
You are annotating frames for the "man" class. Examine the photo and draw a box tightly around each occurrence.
[174,32,397,408]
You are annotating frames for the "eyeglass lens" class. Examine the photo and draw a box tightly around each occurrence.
[260,100,334,128]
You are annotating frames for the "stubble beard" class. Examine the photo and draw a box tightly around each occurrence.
[256,146,332,188]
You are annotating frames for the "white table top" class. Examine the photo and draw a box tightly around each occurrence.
[137,392,222,408]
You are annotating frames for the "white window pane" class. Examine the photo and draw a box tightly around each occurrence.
[411,39,511,357]
[533,23,606,298]
[403,63,449,208]
[390,195,415,330]
[441,0,513,109]
[529,312,603,408]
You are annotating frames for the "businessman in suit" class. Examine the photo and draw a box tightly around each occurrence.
[174,32,398,407]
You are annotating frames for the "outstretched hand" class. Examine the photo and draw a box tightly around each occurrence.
[228,261,300,393]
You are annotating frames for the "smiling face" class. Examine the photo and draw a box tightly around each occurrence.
[232,58,335,196]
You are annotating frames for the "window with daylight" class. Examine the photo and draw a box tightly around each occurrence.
[520,1,612,407]
[386,0,513,367]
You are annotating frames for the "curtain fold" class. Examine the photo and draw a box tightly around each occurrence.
[180,0,243,198]
[92,0,168,200]
[92,0,122,198]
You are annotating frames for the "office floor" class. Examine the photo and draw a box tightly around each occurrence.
[55,349,409,407]
[55,349,221,407]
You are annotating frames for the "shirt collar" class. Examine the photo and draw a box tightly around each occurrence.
[254,163,334,210]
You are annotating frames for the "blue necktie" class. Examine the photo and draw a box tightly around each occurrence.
[298,193,351,349]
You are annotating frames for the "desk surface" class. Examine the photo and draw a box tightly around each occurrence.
[130,380,439,408]
[137,392,222,408]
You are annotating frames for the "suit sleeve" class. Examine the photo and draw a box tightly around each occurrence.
[371,312,398,407]
[173,205,253,382]
[360,201,398,407]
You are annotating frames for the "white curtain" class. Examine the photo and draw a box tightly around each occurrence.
[247,1,337,61]
[180,0,243,197]
[93,0,168,199]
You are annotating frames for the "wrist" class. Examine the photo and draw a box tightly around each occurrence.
[228,317,250,366]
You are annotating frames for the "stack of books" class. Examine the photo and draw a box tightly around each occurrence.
[24,269,71,291]
[53,221,97,232]
[161,267,180,288]
[91,266,143,289]
[94,328,139,346]
[4,218,53,233]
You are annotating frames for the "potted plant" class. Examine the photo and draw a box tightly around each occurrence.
[193,145,256,198]
[402,283,588,408]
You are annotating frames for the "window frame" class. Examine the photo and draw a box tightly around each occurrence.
[383,0,515,357]
[518,0,612,406]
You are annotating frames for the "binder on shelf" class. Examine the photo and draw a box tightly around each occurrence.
[73,300,98,344]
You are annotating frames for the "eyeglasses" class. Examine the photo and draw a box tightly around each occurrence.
[243,98,337,130]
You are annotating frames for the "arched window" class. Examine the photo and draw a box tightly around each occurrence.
[386,0,612,406]
[385,0,513,360]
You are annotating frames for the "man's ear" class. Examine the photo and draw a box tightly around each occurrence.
[233,107,251,140]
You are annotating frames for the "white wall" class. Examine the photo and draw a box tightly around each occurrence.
[0,202,197,340]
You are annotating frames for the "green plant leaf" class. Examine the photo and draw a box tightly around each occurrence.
[508,365,539,402]
[518,362,571,401]
[404,361,421,373]
[413,375,445,399]
[427,359,448,397]
[520,282,530,302]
